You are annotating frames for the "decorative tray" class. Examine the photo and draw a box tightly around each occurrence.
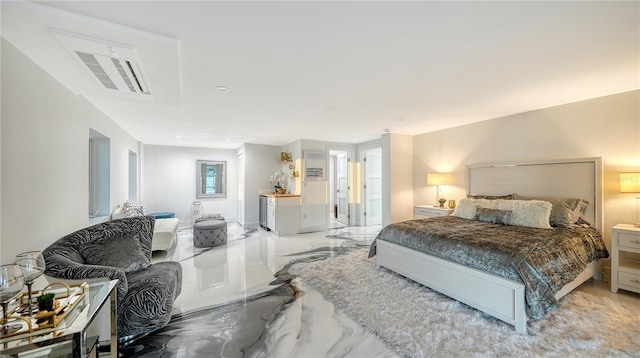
[0,282,87,339]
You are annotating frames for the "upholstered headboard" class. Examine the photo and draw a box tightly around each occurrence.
[467,157,603,231]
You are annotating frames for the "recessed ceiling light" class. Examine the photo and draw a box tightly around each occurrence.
[383,128,391,133]
[215,86,229,92]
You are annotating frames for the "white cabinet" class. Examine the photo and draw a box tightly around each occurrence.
[611,224,640,294]
[266,195,301,236]
[413,205,454,219]
[266,200,276,231]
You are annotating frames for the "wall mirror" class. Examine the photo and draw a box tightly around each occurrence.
[196,160,226,198]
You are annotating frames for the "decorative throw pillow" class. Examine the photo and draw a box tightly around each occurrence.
[549,198,589,227]
[474,207,512,225]
[202,213,222,219]
[79,234,151,273]
[123,201,146,217]
[513,194,590,228]
[496,199,552,229]
[452,198,498,220]
[467,194,515,200]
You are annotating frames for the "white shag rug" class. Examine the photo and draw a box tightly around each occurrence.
[290,249,640,358]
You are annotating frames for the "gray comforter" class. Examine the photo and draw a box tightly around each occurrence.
[369,216,609,319]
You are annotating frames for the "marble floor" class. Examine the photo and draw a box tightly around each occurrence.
[121,223,395,357]
[120,223,640,357]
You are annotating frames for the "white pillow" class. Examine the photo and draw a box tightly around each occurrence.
[453,198,552,229]
[452,198,498,220]
[496,199,552,229]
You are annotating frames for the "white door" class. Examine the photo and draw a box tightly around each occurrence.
[337,152,349,224]
[364,148,382,226]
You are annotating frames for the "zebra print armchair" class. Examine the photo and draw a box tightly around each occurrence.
[42,216,182,344]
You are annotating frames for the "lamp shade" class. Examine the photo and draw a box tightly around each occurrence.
[620,173,640,193]
[427,173,450,186]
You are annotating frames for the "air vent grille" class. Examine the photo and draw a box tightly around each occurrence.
[76,52,118,90]
[111,57,136,92]
[75,51,150,94]
[52,30,152,96]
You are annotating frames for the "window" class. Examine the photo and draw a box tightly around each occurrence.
[89,129,110,218]
[196,160,226,198]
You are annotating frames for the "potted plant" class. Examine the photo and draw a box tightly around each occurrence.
[269,171,288,194]
[37,292,55,312]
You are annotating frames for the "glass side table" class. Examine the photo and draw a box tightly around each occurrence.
[0,280,118,358]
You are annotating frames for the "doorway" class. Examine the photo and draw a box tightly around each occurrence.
[329,150,350,228]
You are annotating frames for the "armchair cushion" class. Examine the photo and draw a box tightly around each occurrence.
[119,261,182,338]
[79,233,151,274]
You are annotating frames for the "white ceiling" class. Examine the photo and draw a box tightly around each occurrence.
[2,1,638,149]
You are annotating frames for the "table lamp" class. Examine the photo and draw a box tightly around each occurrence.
[427,173,450,207]
[620,172,640,227]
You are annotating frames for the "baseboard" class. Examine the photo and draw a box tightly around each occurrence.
[243,222,259,230]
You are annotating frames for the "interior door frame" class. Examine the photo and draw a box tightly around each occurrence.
[336,152,349,224]
[327,145,356,226]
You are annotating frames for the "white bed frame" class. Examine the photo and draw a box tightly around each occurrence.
[377,157,603,333]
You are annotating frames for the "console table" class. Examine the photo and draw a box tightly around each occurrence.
[1,280,118,357]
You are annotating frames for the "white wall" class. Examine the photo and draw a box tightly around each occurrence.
[142,144,238,226]
[413,90,640,248]
[1,39,140,263]
[382,133,414,226]
[240,143,283,229]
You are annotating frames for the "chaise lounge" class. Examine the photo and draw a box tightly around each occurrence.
[152,217,180,251]
[42,216,182,343]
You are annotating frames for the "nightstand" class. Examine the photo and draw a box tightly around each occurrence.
[414,205,454,219]
[611,224,640,294]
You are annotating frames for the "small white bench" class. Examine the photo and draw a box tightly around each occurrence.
[152,218,180,251]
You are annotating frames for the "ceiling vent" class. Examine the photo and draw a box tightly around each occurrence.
[51,30,151,96]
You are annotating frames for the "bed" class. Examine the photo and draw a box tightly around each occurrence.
[371,157,608,333]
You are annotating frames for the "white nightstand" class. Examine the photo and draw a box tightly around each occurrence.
[414,205,454,219]
[611,224,640,294]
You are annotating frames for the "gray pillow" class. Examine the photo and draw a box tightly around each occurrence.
[513,194,590,228]
[474,207,512,225]
[468,194,515,200]
[79,234,151,273]
[453,198,497,220]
